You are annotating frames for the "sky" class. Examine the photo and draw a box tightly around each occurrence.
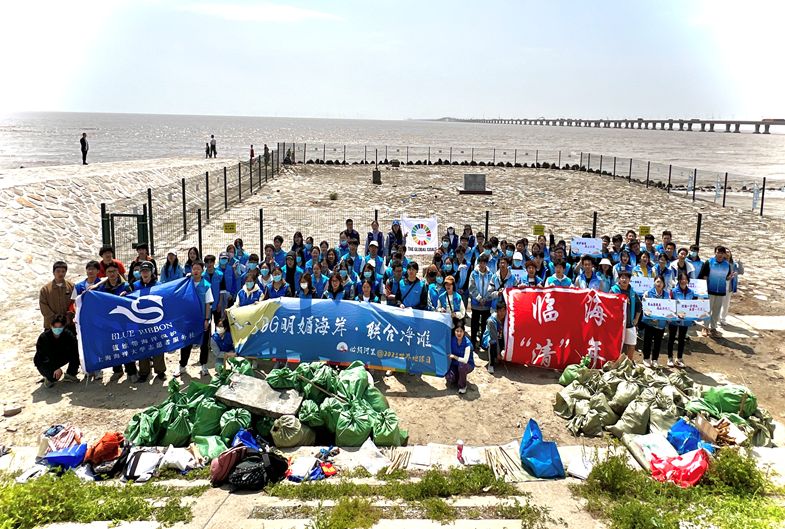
[1,0,784,120]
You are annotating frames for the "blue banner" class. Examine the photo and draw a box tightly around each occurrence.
[75,278,204,373]
[227,299,452,377]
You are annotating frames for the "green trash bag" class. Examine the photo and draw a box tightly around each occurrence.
[609,380,640,415]
[256,417,275,438]
[320,397,347,433]
[649,392,681,435]
[561,379,594,401]
[567,409,603,437]
[227,357,255,376]
[267,368,298,389]
[336,406,374,447]
[271,415,316,447]
[667,371,694,393]
[336,361,370,402]
[553,391,576,420]
[601,372,624,394]
[685,398,721,418]
[160,408,193,447]
[211,367,233,387]
[588,393,619,427]
[299,400,325,428]
[125,407,160,447]
[294,362,317,392]
[191,398,227,438]
[373,409,408,446]
[193,435,228,462]
[220,408,252,441]
[559,355,592,386]
[703,385,757,418]
[363,386,389,413]
[157,402,180,429]
[304,363,338,404]
[748,409,775,447]
[186,380,220,401]
[607,398,651,438]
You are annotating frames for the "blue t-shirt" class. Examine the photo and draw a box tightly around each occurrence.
[546,276,572,287]
[450,335,475,368]
[704,257,730,295]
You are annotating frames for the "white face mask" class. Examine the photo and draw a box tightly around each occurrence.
[300,283,308,290]
[217,328,226,335]
[56,282,64,287]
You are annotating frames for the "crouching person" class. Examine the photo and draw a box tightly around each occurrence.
[35,315,79,388]
[210,317,236,371]
[484,300,506,374]
[446,322,474,395]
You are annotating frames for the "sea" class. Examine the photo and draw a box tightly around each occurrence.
[1,112,784,185]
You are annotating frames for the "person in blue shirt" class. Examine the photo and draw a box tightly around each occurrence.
[655,230,672,257]
[324,273,350,300]
[439,235,454,259]
[183,247,200,276]
[502,243,516,264]
[125,261,160,293]
[290,231,305,254]
[124,261,166,382]
[491,257,519,306]
[396,261,428,310]
[613,251,633,284]
[282,252,303,292]
[297,272,319,299]
[343,239,364,275]
[93,262,139,381]
[203,255,225,324]
[653,253,675,290]
[481,241,498,274]
[436,275,466,326]
[305,247,322,274]
[238,270,265,306]
[161,250,184,283]
[546,260,572,287]
[574,255,603,290]
[632,251,654,278]
[342,218,360,243]
[452,247,472,307]
[670,248,696,288]
[687,244,703,273]
[304,236,315,256]
[462,224,476,249]
[127,261,142,284]
[641,275,669,367]
[383,260,404,305]
[272,235,287,267]
[600,235,612,261]
[532,251,549,284]
[267,265,292,298]
[427,268,446,311]
[363,240,385,272]
[609,234,624,264]
[483,300,506,374]
[548,247,572,278]
[446,323,474,395]
[217,251,239,306]
[310,260,329,298]
[442,256,456,281]
[597,258,614,292]
[176,260,214,378]
[257,261,272,292]
[210,316,236,371]
[662,242,677,263]
[233,238,250,266]
[522,260,543,287]
[355,279,381,303]
[239,253,262,288]
[468,254,494,346]
[668,272,695,367]
[611,270,642,361]
[337,260,357,298]
[385,220,405,265]
[697,246,734,337]
[642,235,657,264]
[444,226,459,252]
[336,232,350,260]
[324,248,340,273]
[468,232,486,265]
[720,249,739,326]
[365,220,385,258]
[357,261,383,297]
[72,260,101,300]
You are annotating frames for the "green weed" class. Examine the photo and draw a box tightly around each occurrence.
[495,497,564,529]
[374,467,408,481]
[421,498,456,524]
[341,467,372,479]
[326,497,381,529]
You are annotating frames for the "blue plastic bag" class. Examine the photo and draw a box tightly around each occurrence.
[667,419,714,455]
[42,443,87,469]
[519,419,565,479]
[232,428,260,451]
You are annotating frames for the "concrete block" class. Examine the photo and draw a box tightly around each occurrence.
[215,372,303,419]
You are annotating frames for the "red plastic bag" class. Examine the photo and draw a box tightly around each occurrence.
[650,448,708,487]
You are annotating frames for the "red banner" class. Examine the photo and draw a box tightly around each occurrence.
[503,287,626,370]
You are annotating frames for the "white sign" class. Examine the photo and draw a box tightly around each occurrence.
[510,269,528,282]
[714,176,722,203]
[677,299,710,322]
[400,216,439,255]
[630,276,655,295]
[752,182,760,212]
[687,171,694,192]
[688,279,708,298]
[643,298,677,320]
[570,238,602,257]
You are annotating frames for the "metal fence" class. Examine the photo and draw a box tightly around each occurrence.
[276,142,780,218]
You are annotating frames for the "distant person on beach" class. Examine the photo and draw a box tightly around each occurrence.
[205,142,210,158]
[210,135,217,158]
[80,133,89,165]
[264,144,270,165]
[250,145,255,159]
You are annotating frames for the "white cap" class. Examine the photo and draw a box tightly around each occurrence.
[513,251,523,261]
[599,258,612,267]
[369,240,379,247]
[167,249,178,257]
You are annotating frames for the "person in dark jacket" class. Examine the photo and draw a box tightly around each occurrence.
[35,315,79,387]
[80,133,89,165]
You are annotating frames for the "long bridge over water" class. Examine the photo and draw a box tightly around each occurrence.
[438,117,784,134]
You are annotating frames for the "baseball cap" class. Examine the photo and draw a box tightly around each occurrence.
[369,241,379,247]
[140,261,153,272]
[219,251,230,259]
[513,251,523,261]
[392,220,400,226]
[167,249,178,257]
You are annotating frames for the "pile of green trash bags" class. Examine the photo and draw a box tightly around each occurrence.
[553,357,774,446]
[269,360,408,447]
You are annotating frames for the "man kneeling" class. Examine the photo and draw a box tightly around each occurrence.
[35,315,79,387]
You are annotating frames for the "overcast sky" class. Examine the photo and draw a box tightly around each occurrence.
[2,0,783,120]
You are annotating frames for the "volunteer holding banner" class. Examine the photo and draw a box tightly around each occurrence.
[641,276,671,367]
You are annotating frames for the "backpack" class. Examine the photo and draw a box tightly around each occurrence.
[122,449,163,483]
[210,445,247,486]
[227,450,289,492]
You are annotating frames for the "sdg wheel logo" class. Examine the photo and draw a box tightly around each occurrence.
[411,224,432,246]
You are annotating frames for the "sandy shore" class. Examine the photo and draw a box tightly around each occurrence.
[0,159,783,452]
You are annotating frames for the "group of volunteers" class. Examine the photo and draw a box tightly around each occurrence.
[36,219,739,395]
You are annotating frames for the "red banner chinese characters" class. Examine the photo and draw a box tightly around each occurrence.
[503,287,626,370]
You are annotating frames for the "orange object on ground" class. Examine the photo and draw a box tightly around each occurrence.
[85,432,125,465]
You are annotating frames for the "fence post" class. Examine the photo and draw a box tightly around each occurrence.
[375,149,378,168]
[343,145,346,164]
[695,213,702,247]
[197,209,203,258]
[239,163,242,202]
[323,144,326,163]
[484,210,489,239]
[760,177,767,216]
[140,204,148,247]
[407,146,409,164]
[646,161,650,188]
[471,147,473,162]
[514,149,517,165]
[205,172,210,221]
[385,146,388,161]
[223,167,228,211]
[303,143,306,165]
[101,203,111,245]
[536,149,538,165]
[580,152,583,167]
[428,146,430,164]
[628,159,632,182]
[365,145,367,164]
[450,147,452,164]
[249,160,253,196]
[260,208,264,249]
[258,156,262,187]
[667,165,672,193]
[592,211,597,238]
[493,148,496,164]
[599,155,603,173]
[265,156,268,183]
[587,153,590,169]
[722,172,728,206]
[613,157,617,179]
[146,189,154,255]
[375,209,378,222]
[692,169,697,202]
[558,150,561,167]
[181,178,186,238]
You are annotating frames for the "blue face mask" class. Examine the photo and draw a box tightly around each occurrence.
[248,263,258,270]
[340,270,348,277]
[483,250,491,256]
[52,327,64,336]
[296,257,302,264]
[514,259,523,267]
[340,241,348,248]
[690,252,698,258]
[506,250,514,258]
[442,241,449,248]
[305,243,312,250]
[364,271,372,278]
[436,277,444,284]
[443,264,452,271]
[245,282,255,290]
[219,258,228,266]
[272,274,282,282]
[260,269,269,277]
[133,270,141,279]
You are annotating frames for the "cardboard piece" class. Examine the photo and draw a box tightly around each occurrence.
[215,372,303,419]
[695,414,718,443]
